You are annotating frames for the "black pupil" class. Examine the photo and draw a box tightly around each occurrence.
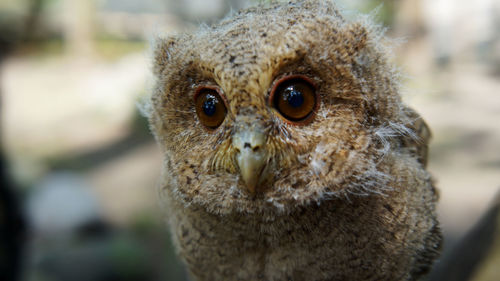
[284,86,304,108]
[202,94,217,116]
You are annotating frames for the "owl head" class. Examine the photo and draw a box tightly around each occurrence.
[148,0,424,215]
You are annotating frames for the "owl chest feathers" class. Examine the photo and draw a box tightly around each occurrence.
[165,178,436,281]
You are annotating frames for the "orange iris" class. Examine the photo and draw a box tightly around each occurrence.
[271,76,317,122]
[195,87,227,129]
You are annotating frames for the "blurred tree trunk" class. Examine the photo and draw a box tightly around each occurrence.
[393,0,425,38]
[23,0,43,41]
[63,0,95,58]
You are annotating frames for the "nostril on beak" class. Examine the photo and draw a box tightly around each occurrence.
[243,142,260,152]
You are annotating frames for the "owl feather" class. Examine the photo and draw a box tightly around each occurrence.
[147,1,442,280]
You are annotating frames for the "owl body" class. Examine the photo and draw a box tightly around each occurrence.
[148,1,441,280]
[163,156,439,281]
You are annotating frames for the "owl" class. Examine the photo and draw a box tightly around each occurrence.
[146,0,442,280]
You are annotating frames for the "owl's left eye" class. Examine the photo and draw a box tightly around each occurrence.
[269,75,318,123]
[194,86,227,129]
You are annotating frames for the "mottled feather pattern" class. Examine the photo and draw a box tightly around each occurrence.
[147,1,442,280]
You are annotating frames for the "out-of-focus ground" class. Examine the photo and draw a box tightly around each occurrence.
[1,0,499,280]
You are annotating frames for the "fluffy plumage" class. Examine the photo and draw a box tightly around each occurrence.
[147,1,442,280]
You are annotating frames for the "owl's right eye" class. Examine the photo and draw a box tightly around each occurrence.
[269,75,318,124]
[194,87,227,129]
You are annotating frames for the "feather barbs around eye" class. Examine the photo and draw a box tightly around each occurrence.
[194,86,227,129]
[269,75,318,125]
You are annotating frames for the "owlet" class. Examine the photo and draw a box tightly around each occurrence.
[147,0,442,280]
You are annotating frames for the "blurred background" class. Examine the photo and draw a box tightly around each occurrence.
[0,0,499,280]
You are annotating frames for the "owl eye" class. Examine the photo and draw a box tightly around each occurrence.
[194,87,227,129]
[270,75,317,123]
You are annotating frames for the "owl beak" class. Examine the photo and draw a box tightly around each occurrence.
[233,130,267,194]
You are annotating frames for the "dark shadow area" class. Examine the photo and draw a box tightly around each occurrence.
[0,154,27,281]
[427,195,500,281]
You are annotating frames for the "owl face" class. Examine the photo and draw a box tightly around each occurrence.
[150,1,406,215]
